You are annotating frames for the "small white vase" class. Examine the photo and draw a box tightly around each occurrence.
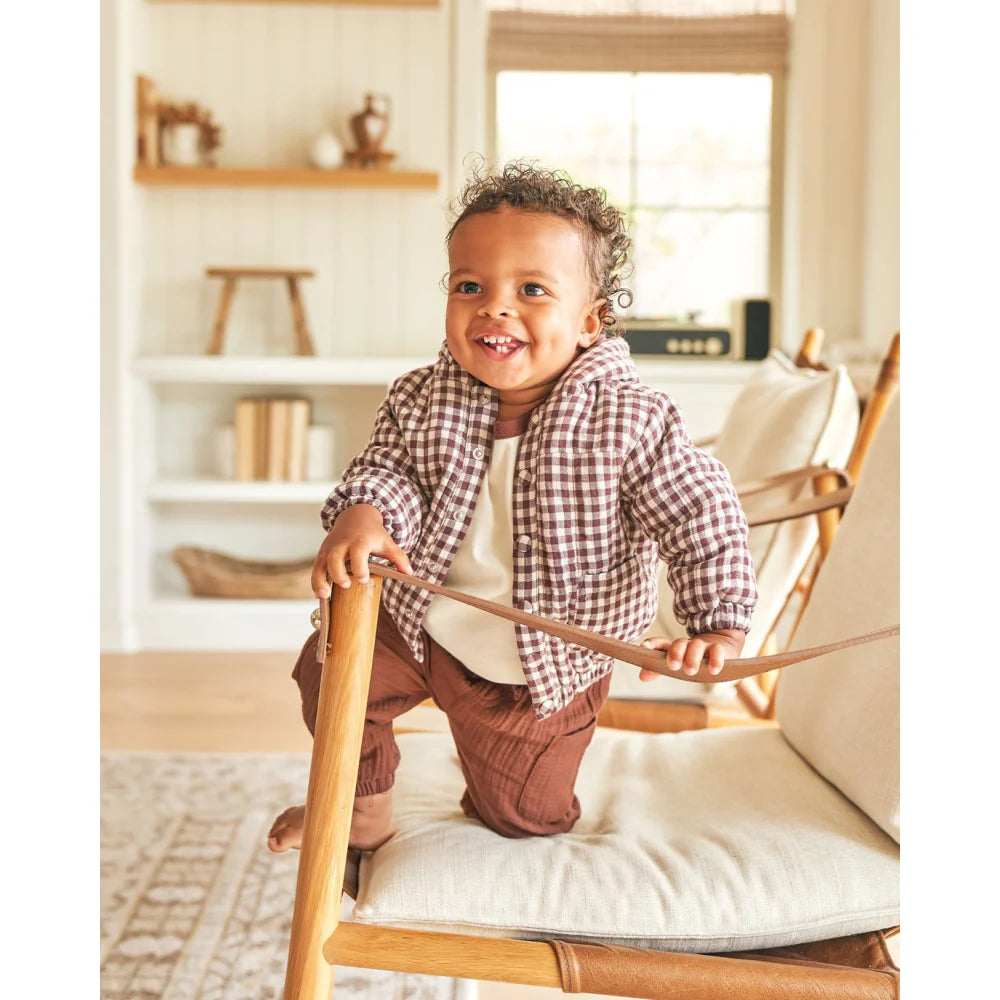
[162,123,203,166]
[310,131,344,170]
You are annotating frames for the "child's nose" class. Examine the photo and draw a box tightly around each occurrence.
[477,292,516,318]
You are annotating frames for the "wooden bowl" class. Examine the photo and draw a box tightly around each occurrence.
[171,545,314,599]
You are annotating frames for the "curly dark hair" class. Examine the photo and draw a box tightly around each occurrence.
[445,158,633,335]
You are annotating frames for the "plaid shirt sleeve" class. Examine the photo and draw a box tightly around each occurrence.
[621,392,757,636]
[320,379,427,551]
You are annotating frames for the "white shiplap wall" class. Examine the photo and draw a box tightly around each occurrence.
[139,0,454,359]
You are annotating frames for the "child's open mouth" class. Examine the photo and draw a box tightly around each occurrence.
[476,334,526,360]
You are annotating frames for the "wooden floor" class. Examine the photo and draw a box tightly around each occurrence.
[101,649,897,997]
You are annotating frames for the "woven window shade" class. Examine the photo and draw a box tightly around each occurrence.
[488,1,792,74]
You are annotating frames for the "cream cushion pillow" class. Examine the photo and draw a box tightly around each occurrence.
[354,726,899,951]
[776,393,900,842]
[611,351,859,700]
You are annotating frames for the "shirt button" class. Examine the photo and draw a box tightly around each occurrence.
[404,610,414,619]
[517,470,533,483]
[516,534,532,548]
[472,446,485,460]
[480,392,491,403]
[521,601,533,614]
[541,698,555,710]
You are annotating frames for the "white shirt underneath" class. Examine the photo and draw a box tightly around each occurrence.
[422,428,527,685]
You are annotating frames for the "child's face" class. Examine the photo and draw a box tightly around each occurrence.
[445,206,603,401]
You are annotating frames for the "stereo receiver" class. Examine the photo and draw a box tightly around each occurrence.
[623,299,770,361]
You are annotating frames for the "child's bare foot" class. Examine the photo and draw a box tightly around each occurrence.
[267,792,395,854]
[268,805,306,852]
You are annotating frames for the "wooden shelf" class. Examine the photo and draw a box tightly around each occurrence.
[133,165,439,190]
[148,479,334,504]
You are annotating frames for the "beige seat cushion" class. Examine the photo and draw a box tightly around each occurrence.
[354,727,899,952]
[776,393,900,843]
[610,351,859,701]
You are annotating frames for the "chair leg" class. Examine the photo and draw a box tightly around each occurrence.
[207,277,237,355]
[283,578,383,1000]
[286,276,317,356]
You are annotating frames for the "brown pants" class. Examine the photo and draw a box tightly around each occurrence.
[292,603,610,838]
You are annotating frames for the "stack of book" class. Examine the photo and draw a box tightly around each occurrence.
[234,396,312,481]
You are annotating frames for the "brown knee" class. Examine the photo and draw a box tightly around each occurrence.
[460,788,581,839]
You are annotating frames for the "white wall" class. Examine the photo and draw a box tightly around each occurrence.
[781,0,899,355]
[137,1,453,360]
[860,0,900,350]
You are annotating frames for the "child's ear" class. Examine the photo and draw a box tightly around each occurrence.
[577,299,605,348]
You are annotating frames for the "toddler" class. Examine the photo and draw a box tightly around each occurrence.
[268,160,757,852]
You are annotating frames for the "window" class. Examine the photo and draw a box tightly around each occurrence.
[495,70,773,325]
[487,1,791,327]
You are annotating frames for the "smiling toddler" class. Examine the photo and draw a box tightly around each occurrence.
[268,160,757,854]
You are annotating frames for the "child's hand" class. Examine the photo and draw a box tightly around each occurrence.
[312,504,413,598]
[638,629,746,680]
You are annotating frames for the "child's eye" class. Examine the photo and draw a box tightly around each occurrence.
[521,283,546,297]
[454,280,481,294]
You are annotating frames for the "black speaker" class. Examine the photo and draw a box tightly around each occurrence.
[738,299,771,360]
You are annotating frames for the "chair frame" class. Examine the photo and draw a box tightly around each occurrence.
[282,476,899,1000]
[601,331,900,730]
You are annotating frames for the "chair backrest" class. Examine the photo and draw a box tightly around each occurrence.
[653,349,859,656]
[775,391,900,843]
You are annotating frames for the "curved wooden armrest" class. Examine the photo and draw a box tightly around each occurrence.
[364,564,897,685]
[736,465,851,499]
[744,485,854,528]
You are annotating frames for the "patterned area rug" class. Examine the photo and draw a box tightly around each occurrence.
[101,752,476,1000]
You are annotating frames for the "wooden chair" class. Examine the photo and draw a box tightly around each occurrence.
[282,394,901,1000]
[601,328,870,733]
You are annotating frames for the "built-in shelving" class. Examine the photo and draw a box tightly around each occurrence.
[133,354,435,384]
[133,165,439,190]
[148,478,334,503]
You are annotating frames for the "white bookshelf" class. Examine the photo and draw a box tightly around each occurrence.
[122,350,760,651]
[147,478,336,504]
[133,355,435,385]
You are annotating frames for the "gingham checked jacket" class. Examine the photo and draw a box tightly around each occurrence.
[321,336,757,719]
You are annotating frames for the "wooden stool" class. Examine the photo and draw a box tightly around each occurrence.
[205,267,317,356]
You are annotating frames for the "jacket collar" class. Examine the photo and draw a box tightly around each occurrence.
[434,335,637,391]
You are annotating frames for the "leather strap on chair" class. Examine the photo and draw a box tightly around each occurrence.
[358,563,899,684]
[549,937,900,999]
[727,928,899,972]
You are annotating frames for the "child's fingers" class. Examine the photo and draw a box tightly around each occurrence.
[640,636,671,651]
[666,640,686,672]
[326,546,354,589]
[707,644,727,675]
[346,543,373,585]
[682,638,707,676]
[638,668,659,682]
[311,552,332,599]
[382,538,413,575]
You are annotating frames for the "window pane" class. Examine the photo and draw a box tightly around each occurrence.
[635,73,771,207]
[495,71,632,205]
[630,208,768,323]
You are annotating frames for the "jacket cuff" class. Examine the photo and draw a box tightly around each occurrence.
[321,485,420,550]
[685,603,754,637]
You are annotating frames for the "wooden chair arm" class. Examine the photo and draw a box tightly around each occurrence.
[735,465,851,499]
